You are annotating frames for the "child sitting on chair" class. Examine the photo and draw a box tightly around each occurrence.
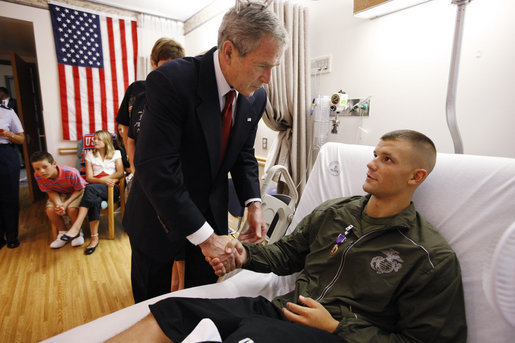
[30,151,87,249]
[61,130,124,255]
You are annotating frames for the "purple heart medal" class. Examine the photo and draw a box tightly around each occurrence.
[330,225,354,255]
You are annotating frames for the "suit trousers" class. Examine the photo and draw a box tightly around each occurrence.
[0,144,20,243]
[129,239,219,303]
[130,245,175,303]
[149,296,343,343]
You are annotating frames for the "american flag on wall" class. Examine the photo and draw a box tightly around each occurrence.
[49,2,138,140]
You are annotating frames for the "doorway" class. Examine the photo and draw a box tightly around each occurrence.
[0,16,46,202]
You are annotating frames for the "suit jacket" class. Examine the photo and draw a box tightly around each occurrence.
[124,48,265,262]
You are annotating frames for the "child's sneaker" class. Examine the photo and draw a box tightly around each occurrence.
[71,231,84,247]
[50,232,67,249]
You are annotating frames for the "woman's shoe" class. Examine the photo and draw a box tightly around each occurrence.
[61,231,81,242]
[84,245,98,255]
[84,234,99,255]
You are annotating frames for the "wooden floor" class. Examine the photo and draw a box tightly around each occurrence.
[0,186,134,342]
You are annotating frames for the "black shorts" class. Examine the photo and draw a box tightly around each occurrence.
[149,296,343,343]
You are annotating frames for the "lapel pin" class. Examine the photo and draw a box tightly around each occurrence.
[247,117,252,122]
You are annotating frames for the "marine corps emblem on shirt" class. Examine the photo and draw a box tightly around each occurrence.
[370,249,403,274]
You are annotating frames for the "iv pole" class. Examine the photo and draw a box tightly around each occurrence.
[446,0,472,154]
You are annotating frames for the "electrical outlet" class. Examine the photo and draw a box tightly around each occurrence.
[311,55,332,75]
[262,137,268,150]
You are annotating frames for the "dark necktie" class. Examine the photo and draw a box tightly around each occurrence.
[220,90,236,164]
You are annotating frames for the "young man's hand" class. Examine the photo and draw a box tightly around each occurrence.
[200,234,238,275]
[282,296,339,333]
[206,238,248,276]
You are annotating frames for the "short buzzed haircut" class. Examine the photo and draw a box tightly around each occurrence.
[381,129,437,173]
[218,5,288,57]
[30,151,55,164]
[150,38,185,66]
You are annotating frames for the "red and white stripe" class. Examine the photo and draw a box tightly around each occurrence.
[58,10,137,140]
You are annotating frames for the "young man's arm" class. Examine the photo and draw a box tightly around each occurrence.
[209,210,315,276]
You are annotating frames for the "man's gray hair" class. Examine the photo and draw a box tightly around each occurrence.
[218,5,288,56]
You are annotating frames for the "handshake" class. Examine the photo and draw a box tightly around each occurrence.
[203,235,249,277]
[200,201,266,276]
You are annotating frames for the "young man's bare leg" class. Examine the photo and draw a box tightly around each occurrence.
[106,313,171,343]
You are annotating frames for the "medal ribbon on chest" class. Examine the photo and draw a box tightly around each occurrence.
[330,225,354,255]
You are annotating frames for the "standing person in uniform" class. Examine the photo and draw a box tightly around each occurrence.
[124,5,288,302]
[0,104,25,249]
[0,87,23,167]
[0,87,18,114]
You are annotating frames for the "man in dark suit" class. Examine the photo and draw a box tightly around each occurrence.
[124,5,288,303]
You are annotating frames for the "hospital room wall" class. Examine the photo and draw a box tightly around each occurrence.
[308,0,515,158]
[2,1,74,166]
[5,0,511,169]
[187,0,515,159]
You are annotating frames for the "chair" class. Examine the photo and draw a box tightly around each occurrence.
[237,165,298,244]
[50,134,125,240]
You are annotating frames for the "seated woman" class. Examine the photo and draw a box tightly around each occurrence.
[61,130,124,255]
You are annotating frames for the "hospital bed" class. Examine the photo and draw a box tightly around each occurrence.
[43,142,515,342]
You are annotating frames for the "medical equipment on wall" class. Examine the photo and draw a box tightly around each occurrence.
[312,96,331,149]
[328,91,371,134]
[311,90,371,140]
[330,90,349,113]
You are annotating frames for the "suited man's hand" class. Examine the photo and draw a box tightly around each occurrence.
[200,233,236,274]
[207,239,248,276]
[239,202,267,243]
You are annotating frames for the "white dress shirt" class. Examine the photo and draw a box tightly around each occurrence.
[186,50,261,246]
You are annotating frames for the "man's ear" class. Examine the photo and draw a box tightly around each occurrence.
[409,169,428,186]
[220,40,236,64]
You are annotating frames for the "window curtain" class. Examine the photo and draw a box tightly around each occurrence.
[263,0,311,196]
[136,14,185,80]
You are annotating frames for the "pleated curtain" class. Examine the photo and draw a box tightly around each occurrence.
[263,0,311,196]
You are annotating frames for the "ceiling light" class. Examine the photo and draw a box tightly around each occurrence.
[354,0,433,19]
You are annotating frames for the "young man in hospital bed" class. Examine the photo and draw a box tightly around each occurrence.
[107,130,467,343]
